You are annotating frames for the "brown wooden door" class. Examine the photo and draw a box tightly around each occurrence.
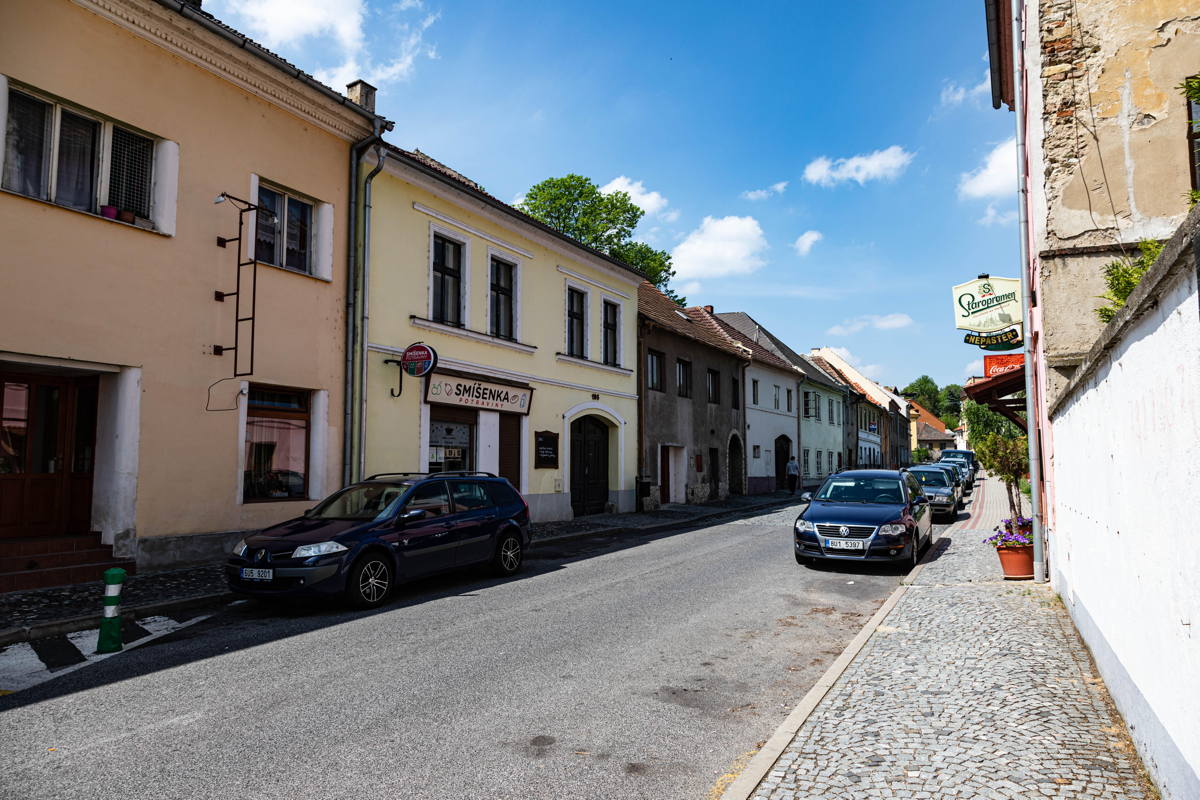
[498,413,521,487]
[0,374,96,538]
[570,416,609,516]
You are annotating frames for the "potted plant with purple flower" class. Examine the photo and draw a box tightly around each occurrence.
[984,517,1034,579]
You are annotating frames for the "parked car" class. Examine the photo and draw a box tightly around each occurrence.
[793,469,933,568]
[226,471,531,608]
[940,457,974,491]
[908,466,959,521]
[940,449,978,474]
[927,463,964,505]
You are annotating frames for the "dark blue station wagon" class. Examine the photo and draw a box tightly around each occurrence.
[226,472,531,608]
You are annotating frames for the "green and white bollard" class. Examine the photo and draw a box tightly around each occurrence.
[95,567,126,654]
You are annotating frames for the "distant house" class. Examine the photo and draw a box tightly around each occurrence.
[908,400,954,458]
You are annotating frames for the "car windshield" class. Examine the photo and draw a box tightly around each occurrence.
[310,483,412,520]
[815,477,905,504]
[911,471,948,487]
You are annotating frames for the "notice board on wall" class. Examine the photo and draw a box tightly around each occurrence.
[534,430,559,469]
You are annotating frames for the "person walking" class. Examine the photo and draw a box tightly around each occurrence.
[785,455,800,495]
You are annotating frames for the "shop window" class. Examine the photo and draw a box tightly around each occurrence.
[490,257,516,339]
[429,417,474,473]
[432,234,464,326]
[646,350,664,391]
[244,386,309,502]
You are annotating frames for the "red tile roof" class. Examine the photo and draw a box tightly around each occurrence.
[909,400,949,433]
[808,355,888,412]
[638,283,748,358]
[704,314,796,373]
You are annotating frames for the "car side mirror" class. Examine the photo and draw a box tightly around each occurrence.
[800,492,813,503]
[395,508,427,526]
[913,496,929,505]
[302,507,315,517]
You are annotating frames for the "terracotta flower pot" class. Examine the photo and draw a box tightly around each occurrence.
[996,545,1034,580]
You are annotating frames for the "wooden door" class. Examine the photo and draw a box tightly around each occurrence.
[570,416,609,516]
[774,435,791,490]
[498,413,521,487]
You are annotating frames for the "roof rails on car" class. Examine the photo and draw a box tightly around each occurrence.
[365,471,429,480]
[429,471,497,478]
[364,470,498,481]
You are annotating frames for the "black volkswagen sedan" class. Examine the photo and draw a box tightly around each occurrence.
[226,472,531,608]
[793,469,933,568]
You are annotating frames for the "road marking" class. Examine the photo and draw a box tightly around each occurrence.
[0,613,213,695]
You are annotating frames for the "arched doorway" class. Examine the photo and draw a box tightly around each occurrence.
[570,415,610,516]
[774,435,792,491]
[728,434,744,496]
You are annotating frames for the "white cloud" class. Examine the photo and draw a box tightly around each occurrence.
[826,313,914,336]
[671,216,768,280]
[792,230,823,257]
[511,193,526,207]
[941,72,990,107]
[741,180,789,201]
[803,146,914,187]
[208,0,438,90]
[829,346,883,380]
[965,359,984,377]
[679,280,703,296]
[959,137,1017,199]
[660,209,681,223]
[601,176,671,218]
[978,204,1017,226]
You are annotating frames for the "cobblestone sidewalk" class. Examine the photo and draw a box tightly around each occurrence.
[748,476,1153,800]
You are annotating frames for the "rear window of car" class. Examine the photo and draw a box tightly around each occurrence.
[450,481,492,511]
[484,481,521,507]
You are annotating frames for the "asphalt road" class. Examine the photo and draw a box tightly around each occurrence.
[0,499,964,800]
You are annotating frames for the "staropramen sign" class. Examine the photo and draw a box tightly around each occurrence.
[952,277,1021,333]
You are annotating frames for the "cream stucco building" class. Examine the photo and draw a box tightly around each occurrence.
[0,0,385,586]
[354,147,642,521]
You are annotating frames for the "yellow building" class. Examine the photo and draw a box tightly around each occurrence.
[0,0,385,587]
[355,148,642,520]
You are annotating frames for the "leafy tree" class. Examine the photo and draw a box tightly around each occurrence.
[902,375,942,416]
[939,384,963,416]
[974,433,1029,520]
[961,398,1022,446]
[939,413,960,431]
[518,174,682,303]
[1095,239,1163,323]
[912,446,931,463]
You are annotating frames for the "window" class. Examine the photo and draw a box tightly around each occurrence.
[255,184,313,272]
[406,481,450,517]
[450,480,492,511]
[786,388,793,413]
[602,300,619,365]
[829,398,835,424]
[490,257,515,339]
[732,377,740,409]
[429,234,464,325]
[803,391,811,417]
[3,87,156,221]
[243,386,309,502]
[803,449,810,475]
[566,288,586,357]
[706,369,721,404]
[647,350,664,391]
[816,450,823,475]
[752,444,761,459]
[828,451,834,472]
[773,385,780,410]
[837,452,843,470]
[814,393,821,421]
[1189,86,1200,190]
[676,359,692,398]
[751,379,759,405]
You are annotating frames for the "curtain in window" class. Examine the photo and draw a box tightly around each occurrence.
[3,91,50,198]
[55,110,99,212]
[285,197,311,271]
[255,187,280,264]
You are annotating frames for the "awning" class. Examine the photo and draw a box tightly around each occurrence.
[964,365,1027,431]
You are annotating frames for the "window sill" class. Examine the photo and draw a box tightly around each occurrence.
[555,353,633,375]
[410,316,537,353]
[1,188,170,236]
[255,260,332,283]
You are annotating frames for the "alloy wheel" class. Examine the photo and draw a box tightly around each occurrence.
[358,559,390,604]
[499,537,522,573]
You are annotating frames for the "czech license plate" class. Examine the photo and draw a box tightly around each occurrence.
[240,568,273,581]
[824,538,864,551]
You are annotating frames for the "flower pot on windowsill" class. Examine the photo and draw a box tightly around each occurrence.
[995,545,1035,579]
[117,209,136,224]
[100,205,118,219]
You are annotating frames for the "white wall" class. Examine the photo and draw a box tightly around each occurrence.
[1050,266,1200,800]
[744,363,798,484]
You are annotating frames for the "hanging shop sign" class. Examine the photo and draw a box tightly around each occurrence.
[952,277,1022,333]
[534,430,559,469]
[400,343,438,377]
[426,372,533,414]
[963,327,1022,351]
[984,353,1024,377]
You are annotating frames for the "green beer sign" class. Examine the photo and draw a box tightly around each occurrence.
[951,277,1021,334]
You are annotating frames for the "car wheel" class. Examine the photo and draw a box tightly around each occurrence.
[908,534,922,569]
[346,553,392,609]
[493,531,524,577]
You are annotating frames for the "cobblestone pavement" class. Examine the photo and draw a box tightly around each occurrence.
[750,476,1152,800]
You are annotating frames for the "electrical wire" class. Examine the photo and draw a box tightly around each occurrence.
[205,376,245,412]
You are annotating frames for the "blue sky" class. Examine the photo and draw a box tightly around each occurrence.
[207,0,1019,390]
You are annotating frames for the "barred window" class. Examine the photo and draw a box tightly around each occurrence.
[109,126,154,219]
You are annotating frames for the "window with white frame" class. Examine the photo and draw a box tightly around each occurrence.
[814,393,822,421]
[3,84,164,226]
[751,379,759,405]
[255,184,314,273]
[803,449,810,475]
[828,398,835,424]
[753,444,761,459]
[773,385,780,410]
[566,287,586,357]
[432,234,464,326]
[816,450,823,475]
[602,300,619,366]
[786,388,793,413]
[490,256,516,339]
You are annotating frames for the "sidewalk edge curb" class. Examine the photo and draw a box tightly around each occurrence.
[0,591,235,647]
[718,484,982,800]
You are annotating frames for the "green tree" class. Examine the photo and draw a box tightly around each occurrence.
[912,446,931,464]
[1095,240,1163,323]
[518,174,682,303]
[939,413,960,431]
[974,433,1030,520]
[939,384,963,416]
[961,398,1022,446]
[902,375,942,416]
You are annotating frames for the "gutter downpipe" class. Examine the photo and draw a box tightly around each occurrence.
[344,121,389,487]
[355,144,388,481]
[1011,0,1046,582]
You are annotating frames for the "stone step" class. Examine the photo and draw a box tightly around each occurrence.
[0,560,137,594]
[0,534,105,557]
[0,547,125,574]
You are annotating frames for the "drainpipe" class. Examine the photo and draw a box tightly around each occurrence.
[344,120,389,487]
[1010,0,1046,582]
[355,143,388,480]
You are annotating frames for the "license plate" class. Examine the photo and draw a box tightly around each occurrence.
[824,538,864,550]
[240,568,273,581]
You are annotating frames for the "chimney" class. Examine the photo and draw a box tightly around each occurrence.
[703,305,714,314]
[346,79,377,113]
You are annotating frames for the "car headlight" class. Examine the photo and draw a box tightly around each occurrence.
[795,519,816,533]
[291,541,349,559]
[879,523,906,536]
[232,539,248,557]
